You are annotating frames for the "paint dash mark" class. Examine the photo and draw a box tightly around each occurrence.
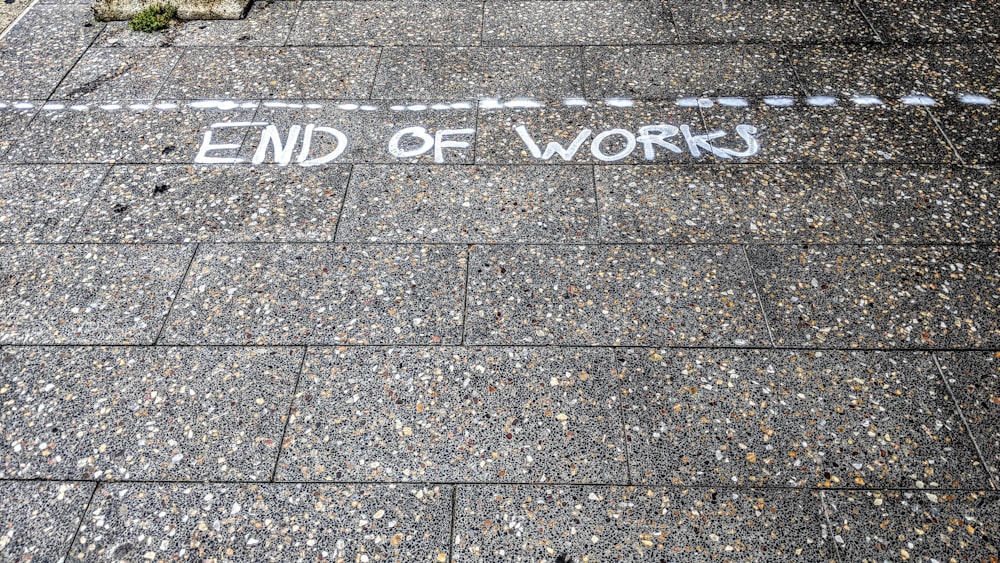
[900,95,936,106]
[190,100,240,110]
[562,97,589,107]
[851,95,884,106]
[41,103,65,111]
[717,97,749,107]
[504,98,542,109]
[958,94,994,106]
[806,96,837,107]
[479,98,503,110]
[605,98,634,107]
[763,96,795,107]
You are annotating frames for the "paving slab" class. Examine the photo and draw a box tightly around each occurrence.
[585,45,799,99]
[746,245,1000,349]
[0,346,301,480]
[621,348,988,488]
[73,163,351,242]
[372,47,583,100]
[277,346,626,483]
[95,0,300,47]
[0,243,194,344]
[70,482,453,561]
[475,102,709,165]
[700,103,955,164]
[482,1,676,46]
[824,490,1000,561]
[454,485,835,561]
[51,47,184,101]
[859,0,1000,43]
[669,0,878,44]
[596,164,873,243]
[160,47,379,99]
[0,164,108,243]
[843,164,1000,244]
[0,5,105,99]
[240,102,478,165]
[4,103,257,164]
[789,44,1000,100]
[0,481,95,561]
[931,103,1000,165]
[934,351,1000,485]
[290,1,482,46]
[159,243,467,345]
[338,164,598,243]
[465,244,768,346]
[171,0,298,46]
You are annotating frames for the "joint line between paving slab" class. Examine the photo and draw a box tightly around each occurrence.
[851,0,888,45]
[741,244,777,349]
[331,164,354,243]
[478,0,485,46]
[459,244,472,346]
[931,352,999,491]
[817,491,847,563]
[270,346,308,482]
[281,0,303,47]
[922,105,968,166]
[63,164,116,244]
[0,478,992,493]
[446,485,457,563]
[152,242,199,345]
[45,17,106,104]
[590,164,602,241]
[2,343,1000,353]
[150,48,192,102]
[836,165,882,245]
[617,395,634,486]
[60,480,99,562]
[368,47,383,100]
[11,241,1000,249]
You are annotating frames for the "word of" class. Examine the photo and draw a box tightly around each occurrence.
[387,127,476,162]
[515,124,760,161]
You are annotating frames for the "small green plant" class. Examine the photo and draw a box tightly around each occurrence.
[129,3,176,32]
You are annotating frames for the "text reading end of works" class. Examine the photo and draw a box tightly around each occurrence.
[195,122,761,165]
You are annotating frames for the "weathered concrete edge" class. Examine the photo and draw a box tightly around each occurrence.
[92,0,251,21]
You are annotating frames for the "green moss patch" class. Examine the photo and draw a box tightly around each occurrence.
[129,3,176,32]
